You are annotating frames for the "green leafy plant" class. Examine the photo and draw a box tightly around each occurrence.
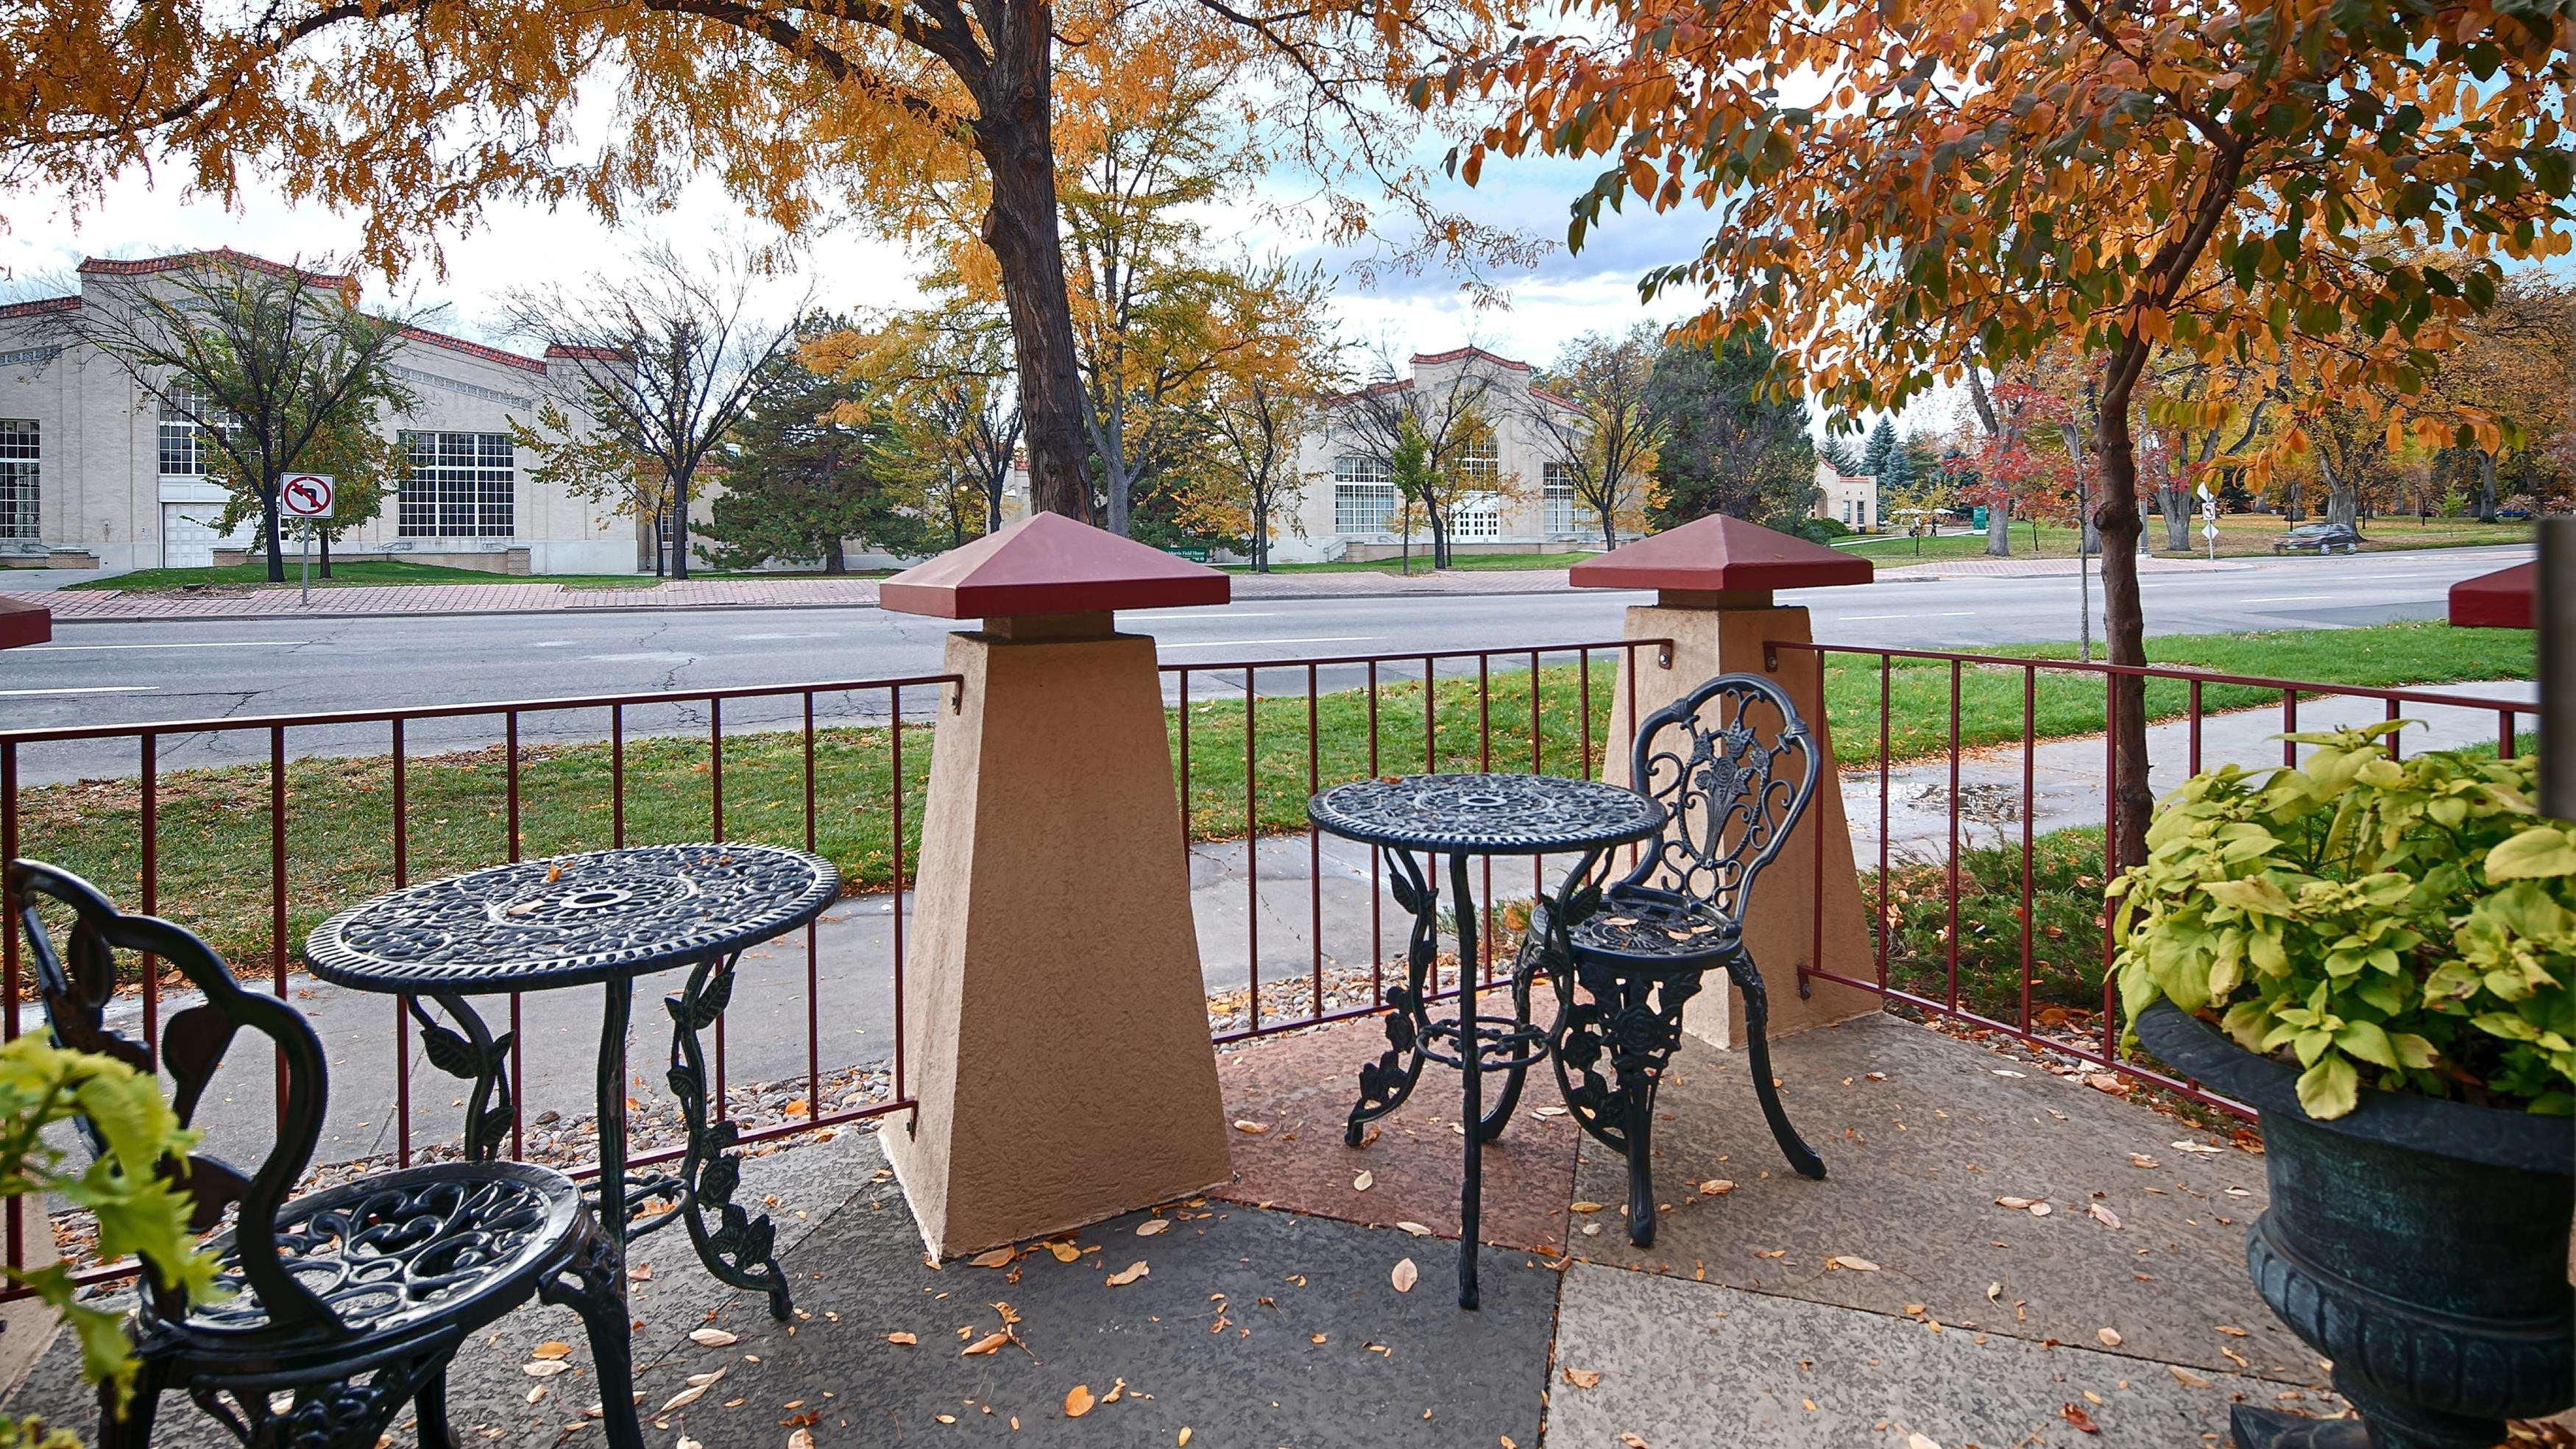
[2112,723,2575,1120]
[0,1034,219,1445]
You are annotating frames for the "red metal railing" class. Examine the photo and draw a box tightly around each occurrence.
[0,672,956,1290]
[1763,641,2533,1116]
[1162,637,1672,1042]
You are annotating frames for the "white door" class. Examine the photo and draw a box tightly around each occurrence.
[161,502,254,567]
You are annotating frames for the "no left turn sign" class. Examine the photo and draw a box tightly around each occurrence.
[281,474,336,520]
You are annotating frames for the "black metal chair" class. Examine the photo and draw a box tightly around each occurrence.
[7,861,645,1449]
[1528,672,1828,1248]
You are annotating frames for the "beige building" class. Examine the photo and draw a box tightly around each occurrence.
[1278,347,1641,564]
[0,249,631,575]
[1811,458,1879,531]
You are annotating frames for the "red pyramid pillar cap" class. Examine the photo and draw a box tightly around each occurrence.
[879,511,1231,620]
[0,596,49,651]
[2447,561,2533,630]
[1568,514,1873,594]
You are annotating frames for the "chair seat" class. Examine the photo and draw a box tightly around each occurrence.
[1563,888,1744,968]
[162,1161,584,1344]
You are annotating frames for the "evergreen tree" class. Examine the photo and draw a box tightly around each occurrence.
[1860,417,1900,479]
[1646,329,1818,528]
[1878,434,1914,494]
[696,344,935,573]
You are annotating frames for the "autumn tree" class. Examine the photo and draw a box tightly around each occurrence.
[1447,0,2572,862]
[33,250,415,581]
[1192,263,1342,571]
[1643,329,1815,531]
[1528,322,1667,551]
[6,0,1535,535]
[2428,272,2576,519]
[503,242,808,579]
[826,302,1023,542]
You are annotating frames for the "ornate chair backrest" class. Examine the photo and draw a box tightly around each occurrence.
[1618,673,1822,922]
[7,860,341,1336]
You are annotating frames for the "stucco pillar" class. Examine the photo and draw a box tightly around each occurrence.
[1572,517,1882,1049]
[875,514,1234,1258]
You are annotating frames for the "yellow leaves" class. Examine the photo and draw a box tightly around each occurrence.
[1106,1261,1150,1286]
[1064,1384,1096,1418]
[1390,1258,1420,1292]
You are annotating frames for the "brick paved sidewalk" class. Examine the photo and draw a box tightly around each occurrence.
[27,564,1590,620]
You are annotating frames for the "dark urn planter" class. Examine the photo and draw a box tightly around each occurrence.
[2136,1002,2574,1449]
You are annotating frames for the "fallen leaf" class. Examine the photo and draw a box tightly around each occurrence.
[1107,1261,1150,1286]
[1353,1171,1374,1192]
[936,1414,956,1425]
[1136,1219,1171,1237]
[1995,1196,2034,1209]
[2028,1202,2053,1217]
[2127,1153,2159,1169]
[659,1378,720,1413]
[1568,1201,1605,1214]
[2214,1325,2249,1336]
[2097,1328,2123,1347]
[524,1362,572,1379]
[1048,1241,1080,1263]
[1390,1258,1418,1293]
[1562,1367,1602,1389]
[1395,1221,1434,1237]
[2173,1140,2224,1155]
[1986,1281,2003,1303]
[1906,1436,1942,1449]
[887,1332,918,1346]
[2088,1203,2122,1230]
[690,1328,738,1348]
[1699,1180,1735,1196]
[2060,1402,2100,1434]
[531,1342,573,1361]
[1310,1333,1328,1345]
[1829,1255,1880,1272]
[1232,1119,1270,1135]
[961,1332,1010,1356]
[969,1247,1016,1269]
[1102,1379,1125,1404]
[627,1262,654,1282]
[1618,1434,1649,1448]
[1064,1385,1095,1419]
[789,1431,815,1449]
[1178,1431,1192,1447]
[2169,1366,2211,1387]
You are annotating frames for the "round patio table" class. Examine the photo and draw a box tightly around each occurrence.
[304,842,838,1319]
[1307,773,1663,1308]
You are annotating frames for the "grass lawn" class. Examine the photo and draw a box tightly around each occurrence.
[1840,514,2531,564]
[11,619,2533,977]
[69,561,888,592]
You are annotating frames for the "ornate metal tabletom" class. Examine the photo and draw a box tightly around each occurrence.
[1306,773,1663,1310]
[306,843,838,1320]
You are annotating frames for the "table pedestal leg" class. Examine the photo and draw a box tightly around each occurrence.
[1451,851,1482,1311]
[411,993,513,1163]
[1345,848,1436,1147]
[664,952,793,1319]
[593,977,631,1280]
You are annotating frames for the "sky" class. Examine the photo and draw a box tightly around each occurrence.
[0,122,1924,439]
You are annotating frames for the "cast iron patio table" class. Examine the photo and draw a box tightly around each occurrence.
[1307,772,1664,1308]
[303,842,838,1320]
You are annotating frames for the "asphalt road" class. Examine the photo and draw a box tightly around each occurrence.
[0,545,2527,784]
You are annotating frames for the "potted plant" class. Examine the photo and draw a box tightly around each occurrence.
[2110,722,2572,1449]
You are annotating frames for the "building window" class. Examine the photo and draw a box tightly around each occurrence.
[1542,462,1575,537]
[399,431,516,537]
[0,421,36,541]
[158,385,227,478]
[1457,437,1500,484]
[1333,456,1398,535]
[1451,497,1502,540]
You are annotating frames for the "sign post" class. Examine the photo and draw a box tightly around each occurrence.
[2197,483,2220,561]
[280,474,336,606]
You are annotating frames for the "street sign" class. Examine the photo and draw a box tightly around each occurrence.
[281,473,336,520]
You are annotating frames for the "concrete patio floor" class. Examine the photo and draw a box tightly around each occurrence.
[5,1010,2345,1448]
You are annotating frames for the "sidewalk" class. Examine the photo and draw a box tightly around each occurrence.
[7,1010,2335,1447]
[24,565,1590,621]
[1874,555,2253,579]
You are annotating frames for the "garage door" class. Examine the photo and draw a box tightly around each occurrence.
[161,502,255,568]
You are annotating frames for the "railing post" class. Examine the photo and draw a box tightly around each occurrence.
[874,514,1234,1258]
[1571,514,1883,1046]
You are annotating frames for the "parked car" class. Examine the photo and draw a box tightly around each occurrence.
[2271,522,2363,554]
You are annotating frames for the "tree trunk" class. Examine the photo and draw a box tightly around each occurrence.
[668,486,691,580]
[823,537,846,574]
[261,488,286,583]
[2477,451,2498,522]
[2093,369,2155,873]
[2162,486,2191,552]
[317,528,332,580]
[1985,498,2012,557]
[974,60,1092,525]
[1599,503,1618,553]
